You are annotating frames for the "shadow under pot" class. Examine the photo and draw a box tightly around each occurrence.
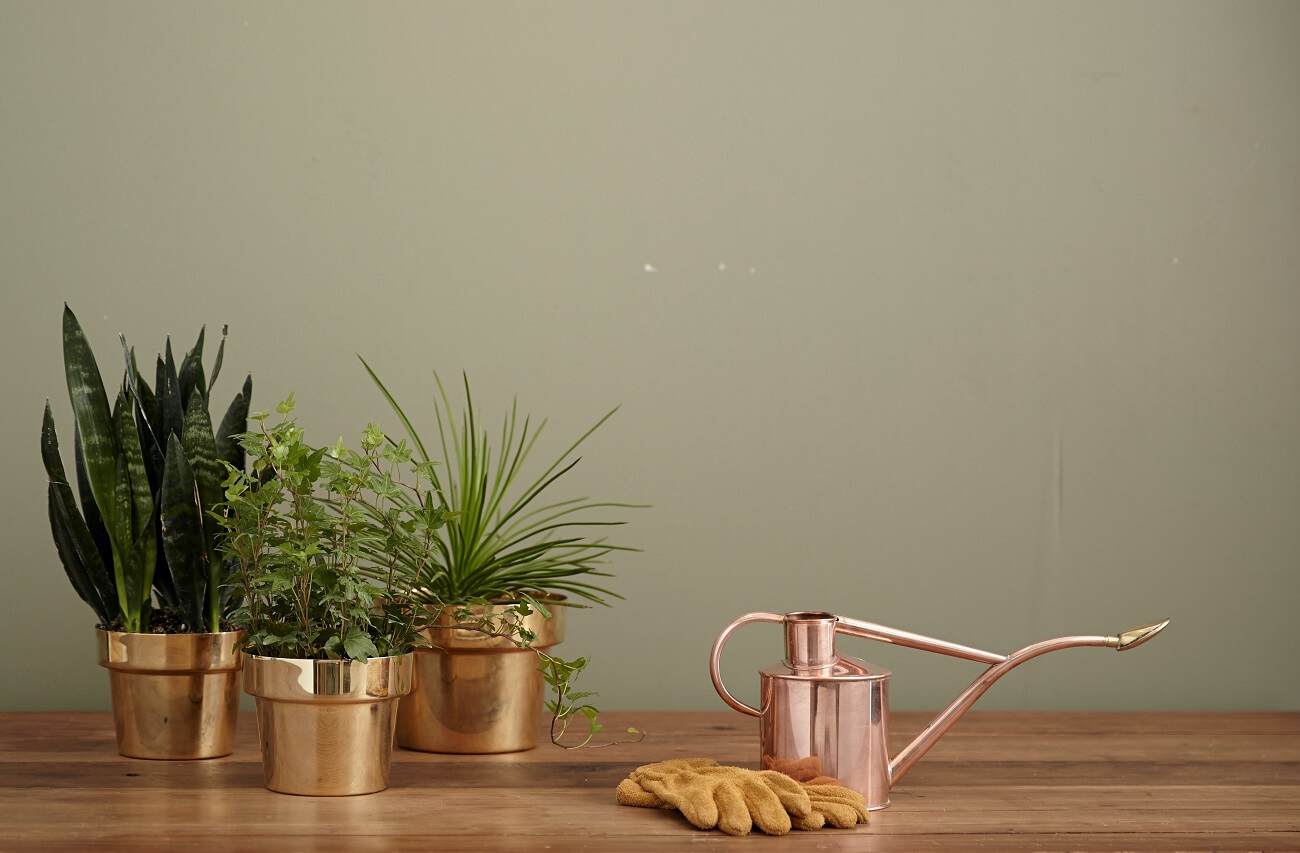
[244,654,414,796]
[398,599,565,754]
[96,628,243,760]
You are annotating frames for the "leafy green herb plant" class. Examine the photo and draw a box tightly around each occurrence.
[216,396,441,660]
[359,360,645,747]
[42,305,250,633]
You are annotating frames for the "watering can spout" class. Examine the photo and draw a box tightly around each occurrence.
[886,618,1170,782]
[1113,619,1170,651]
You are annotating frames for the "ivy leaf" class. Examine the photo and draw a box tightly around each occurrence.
[342,630,379,662]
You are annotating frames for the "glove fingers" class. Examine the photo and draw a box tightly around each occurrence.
[615,778,662,808]
[671,779,724,832]
[794,812,827,831]
[735,774,792,836]
[812,794,871,824]
[755,770,813,818]
[713,781,753,836]
[804,783,868,807]
[813,800,861,828]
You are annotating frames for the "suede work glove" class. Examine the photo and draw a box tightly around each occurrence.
[615,758,868,836]
[633,758,812,836]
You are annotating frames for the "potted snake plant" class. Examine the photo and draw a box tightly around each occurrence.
[216,398,430,795]
[359,360,644,753]
[42,305,250,759]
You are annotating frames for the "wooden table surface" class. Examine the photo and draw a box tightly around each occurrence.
[1,710,1297,852]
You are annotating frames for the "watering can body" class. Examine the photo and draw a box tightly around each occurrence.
[710,610,1169,811]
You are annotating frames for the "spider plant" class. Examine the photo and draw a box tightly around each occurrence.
[358,358,641,608]
[42,305,250,633]
[357,357,645,745]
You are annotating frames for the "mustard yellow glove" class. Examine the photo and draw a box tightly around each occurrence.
[796,782,871,830]
[617,759,721,809]
[616,760,868,834]
[621,759,814,836]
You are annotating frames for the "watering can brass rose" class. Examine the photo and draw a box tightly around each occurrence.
[709,611,1170,811]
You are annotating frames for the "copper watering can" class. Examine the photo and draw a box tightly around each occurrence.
[709,610,1170,810]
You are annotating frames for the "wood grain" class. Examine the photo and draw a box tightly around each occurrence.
[0,711,1296,852]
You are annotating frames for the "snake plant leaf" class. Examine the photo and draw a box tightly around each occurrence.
[159,433,206,629]
[48,485,113,625]
[181,392,223,522]
[43,403,116,623]
[113,393,156,629]
[215,375,252,471]
[120,339,163,490]
[157,344,183,444]
[41,401,71,494]
[178,326,206,409]
[114,391,154,545]
[110,449,139,628]
[209,325,227,393]
[61,305,118,532]
[73,425,114,593]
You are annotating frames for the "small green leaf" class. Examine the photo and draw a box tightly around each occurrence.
[342,631,379,661]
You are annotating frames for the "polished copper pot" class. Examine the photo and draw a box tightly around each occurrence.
[244,654,413,796]
[96,628,243,760]
[397,601,565,754]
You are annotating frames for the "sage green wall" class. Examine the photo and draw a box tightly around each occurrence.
[1,1,1297,713]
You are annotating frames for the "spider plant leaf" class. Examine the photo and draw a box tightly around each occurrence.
[358,355,431,464]
[61,305,118,532]
[177,326,206,408]
[160,433,206,629]
[214,375,251,471]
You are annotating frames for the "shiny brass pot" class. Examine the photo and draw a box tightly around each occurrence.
[244,654,413,796]
[96,628,243,760]
[397,601,565,754]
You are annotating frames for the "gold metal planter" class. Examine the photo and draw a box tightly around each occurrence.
[244,654,413,796]
[397,602,565,754]
[96,628,243,760]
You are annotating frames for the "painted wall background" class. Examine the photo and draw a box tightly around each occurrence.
[1,1,1297,713]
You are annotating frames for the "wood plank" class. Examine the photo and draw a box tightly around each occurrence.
[0,711,1297,852]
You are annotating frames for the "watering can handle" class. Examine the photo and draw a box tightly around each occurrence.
[708,611,784,717]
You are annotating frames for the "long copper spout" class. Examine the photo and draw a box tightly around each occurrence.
[887,620,1170,784]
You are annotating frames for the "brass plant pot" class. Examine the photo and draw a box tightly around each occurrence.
[397,601,566,754]
[244,654,413,796]
[96,628,243,760]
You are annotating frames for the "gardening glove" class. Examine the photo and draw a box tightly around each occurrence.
[617,759,869,834]
[794,782,871,830]
[619,758,813,836]
[759,754,870,828]
[615,758,717,809]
